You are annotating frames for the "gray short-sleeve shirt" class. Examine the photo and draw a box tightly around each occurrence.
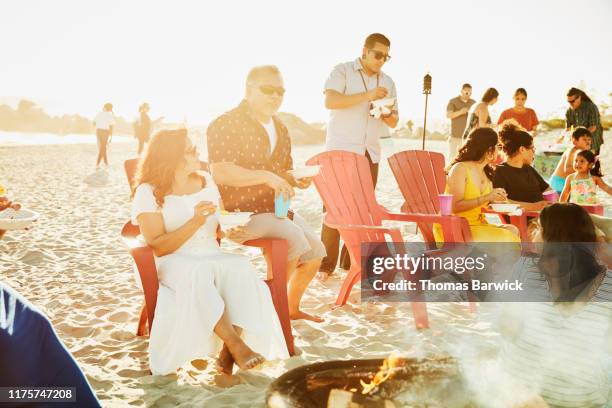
[447,96,475,139]
[323,59,398,163]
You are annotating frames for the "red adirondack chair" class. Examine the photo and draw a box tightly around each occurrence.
[388,150,535,243]
[122,159,295,355]
[581,204,604,216]
[307,151,471,329]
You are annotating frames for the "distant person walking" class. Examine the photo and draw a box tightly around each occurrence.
[497,88,539,134]
[565,87,603,154]
[319,32,399,280]
[446,83,475,157]
[463,87,499,140]
[135,103,151,155]
[93,103,115,168]
[134,103,163,155]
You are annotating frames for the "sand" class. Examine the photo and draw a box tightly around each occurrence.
[1,135,610,407]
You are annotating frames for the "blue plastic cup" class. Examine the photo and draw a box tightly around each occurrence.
[274,194,291,218]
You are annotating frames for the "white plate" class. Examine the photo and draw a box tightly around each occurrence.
[0,208,39,230]
[371,97,396,108]
[217,212,253,229]
[490,203,520,213]
[290,166,321,179]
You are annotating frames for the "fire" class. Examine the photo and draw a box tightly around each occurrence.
[360,353,405,395]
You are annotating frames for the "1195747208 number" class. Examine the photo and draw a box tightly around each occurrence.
[0,387,76,403]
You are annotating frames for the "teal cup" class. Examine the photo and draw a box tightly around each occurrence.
[274,194,291,218]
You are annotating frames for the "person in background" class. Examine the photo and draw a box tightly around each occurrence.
[446,83,475,157]
[497,88,539,135]
[0,281,101,406]
[559,149,612,204]
[565,87,604,154]
[319,32,398,280]
[207,65,325,322]
[135,103,151,155]
[134,103,164,155]
[494,120,550,211]
[0,184,20,240]
[548,127,592,194]
[93,103,115,168]
[463,88,499,140]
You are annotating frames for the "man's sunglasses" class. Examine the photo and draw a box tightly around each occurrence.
[368,49,391,62]
[259,85,286,97]
[567,97,578,105]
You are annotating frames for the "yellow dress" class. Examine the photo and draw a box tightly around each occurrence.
[434,170,520,243]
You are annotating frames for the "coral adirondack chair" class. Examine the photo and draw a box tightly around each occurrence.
[388,150,535,243]
[307,151,472,329]
[122,159,295,355]
[581,204,604,216]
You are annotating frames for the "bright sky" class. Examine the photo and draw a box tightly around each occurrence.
[2,0,611,129]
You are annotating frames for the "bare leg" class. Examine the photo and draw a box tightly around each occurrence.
[216,326,241,374]
[288,258,323,322]
[101,139,109,166]
[213,311,264,370]
[96,149,102,167]
[262,252,322,322]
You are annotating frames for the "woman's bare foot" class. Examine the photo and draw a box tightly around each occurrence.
[215,344,234,375]
[289,310,324,323]
[227,341,265,370]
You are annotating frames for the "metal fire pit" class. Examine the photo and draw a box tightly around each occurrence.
[266,357,470,408]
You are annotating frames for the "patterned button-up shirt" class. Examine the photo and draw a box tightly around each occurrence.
[207,100,293,214]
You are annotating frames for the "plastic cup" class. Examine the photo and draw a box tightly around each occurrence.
[438,194,453,215]
[542,190,559,203]
[274,194,291,218]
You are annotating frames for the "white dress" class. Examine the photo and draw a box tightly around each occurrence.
[131,176,289,375]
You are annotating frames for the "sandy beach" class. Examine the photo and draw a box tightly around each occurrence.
[1,135,610,407]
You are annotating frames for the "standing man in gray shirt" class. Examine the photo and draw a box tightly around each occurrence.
[446,83,475,157]
[318,33,399,280]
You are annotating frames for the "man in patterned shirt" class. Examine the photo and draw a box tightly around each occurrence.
[207,65,326,322]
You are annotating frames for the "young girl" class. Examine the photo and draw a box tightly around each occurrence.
[549,127,592,194]
[560,150,612,204]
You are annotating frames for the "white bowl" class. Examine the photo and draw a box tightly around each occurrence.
[0,208,39,230]
[289,166,321,179]
[217,212,253,229]
[490,203,520,213]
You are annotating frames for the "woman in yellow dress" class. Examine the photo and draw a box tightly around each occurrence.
[435,127,520,243]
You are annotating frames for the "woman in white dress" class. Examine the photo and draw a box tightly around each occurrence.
[131,128,289,377]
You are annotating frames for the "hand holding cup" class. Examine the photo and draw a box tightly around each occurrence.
[192,201,217,226]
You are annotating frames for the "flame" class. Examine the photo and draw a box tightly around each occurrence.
[360,353,404,395]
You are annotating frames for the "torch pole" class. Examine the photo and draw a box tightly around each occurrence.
[422,93,429,150]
